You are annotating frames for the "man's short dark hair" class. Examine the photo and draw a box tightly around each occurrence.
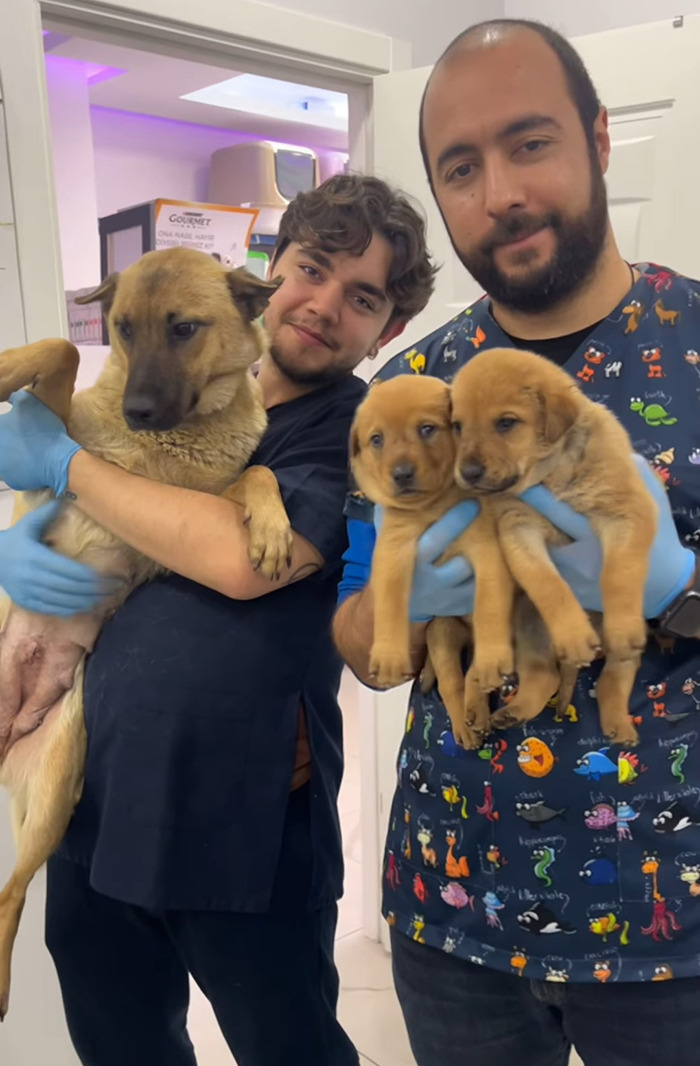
[419,19,602,185]
[273,172,437,328]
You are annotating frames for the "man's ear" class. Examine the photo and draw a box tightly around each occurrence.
[378,319,407,349]
[74,273,119,313]
[226,268,282,321]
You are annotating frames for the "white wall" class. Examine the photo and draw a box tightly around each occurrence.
[256,0,502,66]
[505,0,700,38]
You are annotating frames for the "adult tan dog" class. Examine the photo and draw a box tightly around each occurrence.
[348,374,517,748]
[0,246,293,1019]
[450,347,657,745]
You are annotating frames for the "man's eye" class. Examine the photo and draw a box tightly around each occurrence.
[447,163,473,182]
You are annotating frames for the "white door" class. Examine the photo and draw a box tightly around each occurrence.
[361,14,700,949]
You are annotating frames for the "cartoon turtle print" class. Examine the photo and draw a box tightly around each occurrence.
[629,398,677,426]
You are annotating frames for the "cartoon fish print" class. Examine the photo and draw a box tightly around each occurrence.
[476,780,499,821]
[652,964,674,981]
[584,802,617,830]
[670,743,690,785]
[574,748,617,781]
[441,928,464,954]
[483,891,506,930]
[531,846,556,888]
[478,738,508,774]
[517,738,555,778]
[689,448,700,466]
[437,729,469,759]
[653,801,700,834]
[441,774,469,818]
[413,873,428,903]
[619,751,646,785]
[510,948,528,977]
[409,759,436,796]
[440,882,474,910]
[409,914,426,943]
[592,961,613,983]
[588,913,630,945]
[580,854,618,887]
[516,800,566,827]
[616,802,641,840]
[517,902,576,936]
[403,349,426,374]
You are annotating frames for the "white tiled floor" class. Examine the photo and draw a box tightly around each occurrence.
[187,670,584,1066]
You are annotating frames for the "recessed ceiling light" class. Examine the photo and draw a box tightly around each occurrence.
[182,73,348,131]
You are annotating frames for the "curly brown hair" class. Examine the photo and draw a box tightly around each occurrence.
[273,172,437,329]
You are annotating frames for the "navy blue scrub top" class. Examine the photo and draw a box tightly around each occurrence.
[58,374,367,913]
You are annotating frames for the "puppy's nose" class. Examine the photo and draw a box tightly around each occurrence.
[459,461,485,485]
[392,462,416,489]
[124,394,160,429]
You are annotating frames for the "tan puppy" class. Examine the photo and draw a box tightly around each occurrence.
[349,375,516,747]
[450,347,657,745]
[0,246,293,1019]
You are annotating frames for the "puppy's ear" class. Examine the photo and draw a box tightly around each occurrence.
[74,273,119,312]
[536,386,579,444]
[226,268,282,321]
[350,425,361,459]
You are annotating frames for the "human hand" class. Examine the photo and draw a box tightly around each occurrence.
[520,454,695,618]
[375,501,479,623]
[0,390,82,495]
[0,501,119,616]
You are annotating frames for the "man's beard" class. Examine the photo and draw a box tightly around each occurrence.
[449,157,609,314]
[269,340,352,388]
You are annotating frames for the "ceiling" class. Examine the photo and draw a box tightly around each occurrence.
[42,30,350,152]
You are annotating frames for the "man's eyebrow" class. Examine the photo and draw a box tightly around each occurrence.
[303,248,387,304]
[436,115,561,173]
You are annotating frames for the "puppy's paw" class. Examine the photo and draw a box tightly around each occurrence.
[471,647,514,692]
[463,686,491,740]
[599,709,639,748]
[247,514,294,581]
[554,619,601,667]
[491,700,538,731]
[450,717,484,751]
[369,644,414,688]
[603,620,647,662]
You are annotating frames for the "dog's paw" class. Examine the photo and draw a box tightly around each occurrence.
[554,619,601,667]
[491,700,538,731]
[369,644,413,688]
[246,515,294,581]
[471,647,514,692]
[463,685,492,740]
[450,717,484,751]
[603,620,647,662]
[599,709,639,748]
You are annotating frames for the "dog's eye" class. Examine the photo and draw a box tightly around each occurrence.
[118,321,132,341]
[172,322,198,340]
[369,433,384,448]
[495,417,519,433]
[418,423,437,439]
[451,421,462,435]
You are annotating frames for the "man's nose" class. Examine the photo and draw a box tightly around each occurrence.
[482,157,526,219]
[307,281,343,324]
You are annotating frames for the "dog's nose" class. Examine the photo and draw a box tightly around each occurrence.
[123,394,164,430]
[392,462,416,489]
[459,461,485,485]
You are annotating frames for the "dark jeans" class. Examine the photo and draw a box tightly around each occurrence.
[45,787,358,1066]
[391,927,700,1066]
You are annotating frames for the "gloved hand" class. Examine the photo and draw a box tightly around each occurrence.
[375,500,479,623]
[0,390,82,495]
[0,501,119,616]
[520,454,696,619]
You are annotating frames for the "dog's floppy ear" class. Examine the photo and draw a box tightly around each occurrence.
[74,273,119,312]
[350,423,361,459]
[535,385,580,444]
[226,268,282,321]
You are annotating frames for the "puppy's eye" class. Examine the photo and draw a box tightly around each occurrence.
[419,423,437,439]
[118,321,132,341]
[452,421,462,435]
[172,322,198,340]
[369,433,384,448]
[495,417,519,433]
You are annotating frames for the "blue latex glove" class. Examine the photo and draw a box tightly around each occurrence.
[0,390,82,495]
[375,501,479,623]
[520,454,696,618]
[0,501,119,616]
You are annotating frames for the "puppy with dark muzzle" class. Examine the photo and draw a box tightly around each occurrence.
[450,347,657,745]
[349,374,517,748]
